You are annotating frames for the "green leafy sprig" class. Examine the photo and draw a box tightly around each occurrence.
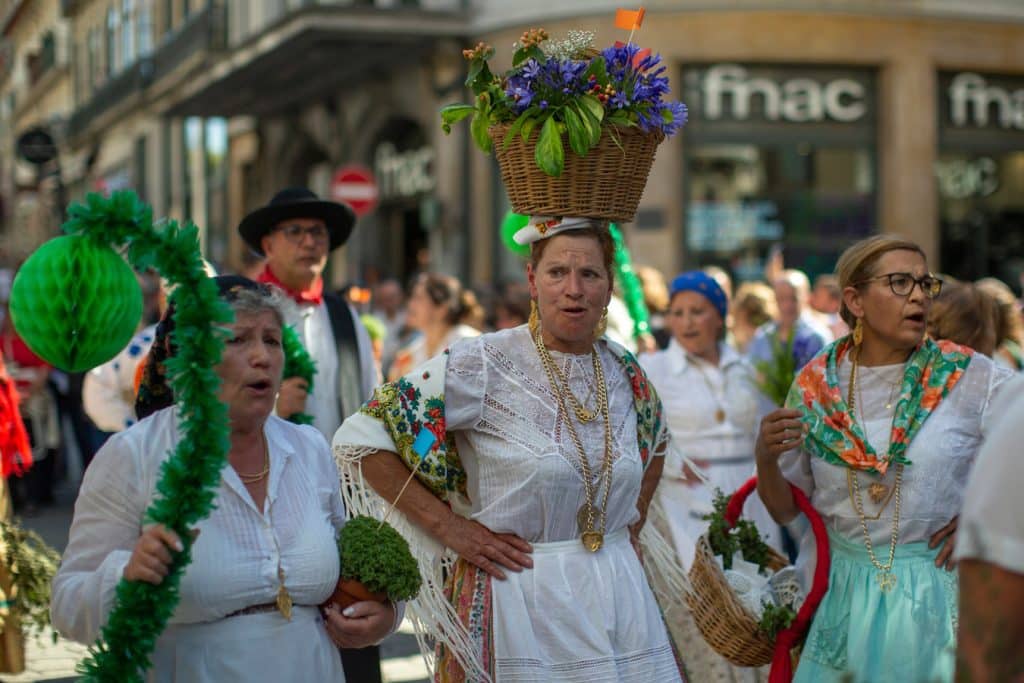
[61,191,234,683]
[703,489,797,638]
[337,515,421,602]
[753,331,797,407]
[0,520,60,642]
[703,489,772,572]
[281,324,316,426]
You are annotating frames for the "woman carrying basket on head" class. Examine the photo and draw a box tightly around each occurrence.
[755,235,1013,683]
[334,217,688,682]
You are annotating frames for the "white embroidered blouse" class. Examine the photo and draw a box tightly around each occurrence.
[443,326,657,543]
[780,353,1013,547]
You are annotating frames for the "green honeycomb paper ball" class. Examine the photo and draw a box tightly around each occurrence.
[9,235,143,372]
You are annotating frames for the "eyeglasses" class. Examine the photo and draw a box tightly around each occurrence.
[275,223,329,244]
[854,272,943,299]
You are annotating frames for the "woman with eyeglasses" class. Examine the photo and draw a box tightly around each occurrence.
[754,235,1013,683]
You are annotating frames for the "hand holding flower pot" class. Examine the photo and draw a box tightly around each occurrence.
[324,515,421,611]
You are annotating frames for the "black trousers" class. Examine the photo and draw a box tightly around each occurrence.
[340,645,381,683]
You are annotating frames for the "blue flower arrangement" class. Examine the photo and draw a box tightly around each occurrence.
[441,29,687,177]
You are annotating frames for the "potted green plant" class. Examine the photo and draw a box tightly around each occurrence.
[323,515,421,610]
[439,28,688,221]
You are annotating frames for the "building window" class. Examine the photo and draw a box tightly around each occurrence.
[121,0,136,67]
[681,64,878,282]
[938,72,1024,291]
[88,26,101,88]
[106,7,120,75]
[138,0,154,56]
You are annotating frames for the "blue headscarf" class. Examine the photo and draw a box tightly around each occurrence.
[669,271,728,321]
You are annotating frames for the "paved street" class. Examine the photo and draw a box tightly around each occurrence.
[0,481,430,683]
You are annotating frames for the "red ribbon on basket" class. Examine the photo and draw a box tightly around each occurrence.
[726,477,831,683]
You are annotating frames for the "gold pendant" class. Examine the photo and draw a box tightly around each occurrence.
[877,572,897,593]
[868,482,889,505]
[276,584,293,620]
[577,503,599,533]
[581,531,604,552]
[715,408,726,423]
[276,567,293,620]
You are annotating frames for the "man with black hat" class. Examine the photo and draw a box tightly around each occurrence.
[239,187,382,682]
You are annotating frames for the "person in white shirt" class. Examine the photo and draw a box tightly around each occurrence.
[640,270,776,682]
[51,277,398,682]
[954,373,1024,682]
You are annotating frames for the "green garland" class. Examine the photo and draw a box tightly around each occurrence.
[281,324,316,426]
[609,224,651,339]
[55,192,234,682]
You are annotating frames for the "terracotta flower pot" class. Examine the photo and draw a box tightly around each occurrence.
[322,577,387,611]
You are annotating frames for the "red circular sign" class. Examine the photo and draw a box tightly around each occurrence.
[331,165,379,217]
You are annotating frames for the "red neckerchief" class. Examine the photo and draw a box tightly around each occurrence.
[257,265,324,306]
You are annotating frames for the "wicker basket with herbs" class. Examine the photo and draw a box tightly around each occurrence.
[686,478,831,682]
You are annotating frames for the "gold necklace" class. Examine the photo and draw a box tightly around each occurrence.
[236,438,270,484]
[690,354,727,423]
[847,356,902,593]
[534,331,601,423]
[533,327,614,552]
[858,363,902,411]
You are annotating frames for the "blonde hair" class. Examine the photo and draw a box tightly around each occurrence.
[927,280,998,356]
[835,235,927,328]
[733,282,778,328]
[976,277,1024,347]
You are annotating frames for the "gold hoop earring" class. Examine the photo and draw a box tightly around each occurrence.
[853,318,864,346]
[594,308,608,341]
[529,300,540,337]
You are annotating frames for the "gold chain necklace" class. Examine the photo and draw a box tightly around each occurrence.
[534,331,601,423]
[533,328,614,552]
[857,363,902,411]
[847,356,903,593]
[236,438,270,484]
[690,354,727,423]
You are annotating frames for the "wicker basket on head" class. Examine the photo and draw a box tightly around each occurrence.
[685,478,831,674]
[490,123,663,222]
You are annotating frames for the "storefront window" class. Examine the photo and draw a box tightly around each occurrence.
[682,64,878,283]
[938,72,1024,292]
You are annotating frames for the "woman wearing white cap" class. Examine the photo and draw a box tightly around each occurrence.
[334,216,687,682]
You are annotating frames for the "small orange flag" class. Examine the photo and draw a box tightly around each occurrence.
[615,7,646,31]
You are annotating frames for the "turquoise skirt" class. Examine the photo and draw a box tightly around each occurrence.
[795,532,957,683]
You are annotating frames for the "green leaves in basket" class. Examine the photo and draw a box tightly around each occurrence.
[9,235,142,372]
[758,601,797,638]
[338,515,421,602]
[703,489,773,572]
[536,117,564,177]
[440,104,474,135]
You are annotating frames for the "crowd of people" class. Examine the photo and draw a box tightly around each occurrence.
[0,180,1020,681]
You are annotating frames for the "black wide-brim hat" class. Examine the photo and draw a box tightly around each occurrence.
[239,187,356,255]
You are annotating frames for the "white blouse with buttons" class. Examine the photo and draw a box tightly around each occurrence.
[51,408,345,641]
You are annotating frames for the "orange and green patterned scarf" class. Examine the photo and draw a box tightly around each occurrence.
[784,336,972,475]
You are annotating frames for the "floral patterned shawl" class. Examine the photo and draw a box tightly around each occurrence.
[785,335,973,475]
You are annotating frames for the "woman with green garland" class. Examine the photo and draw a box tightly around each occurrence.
[52,276,400,682]
[755,235,1013,682]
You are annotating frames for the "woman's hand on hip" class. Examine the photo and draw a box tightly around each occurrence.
[322,600,395,648]
[755,408,806,467]
[929,516,958,571]
[123,524,183,584]
[441,516,533,580]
